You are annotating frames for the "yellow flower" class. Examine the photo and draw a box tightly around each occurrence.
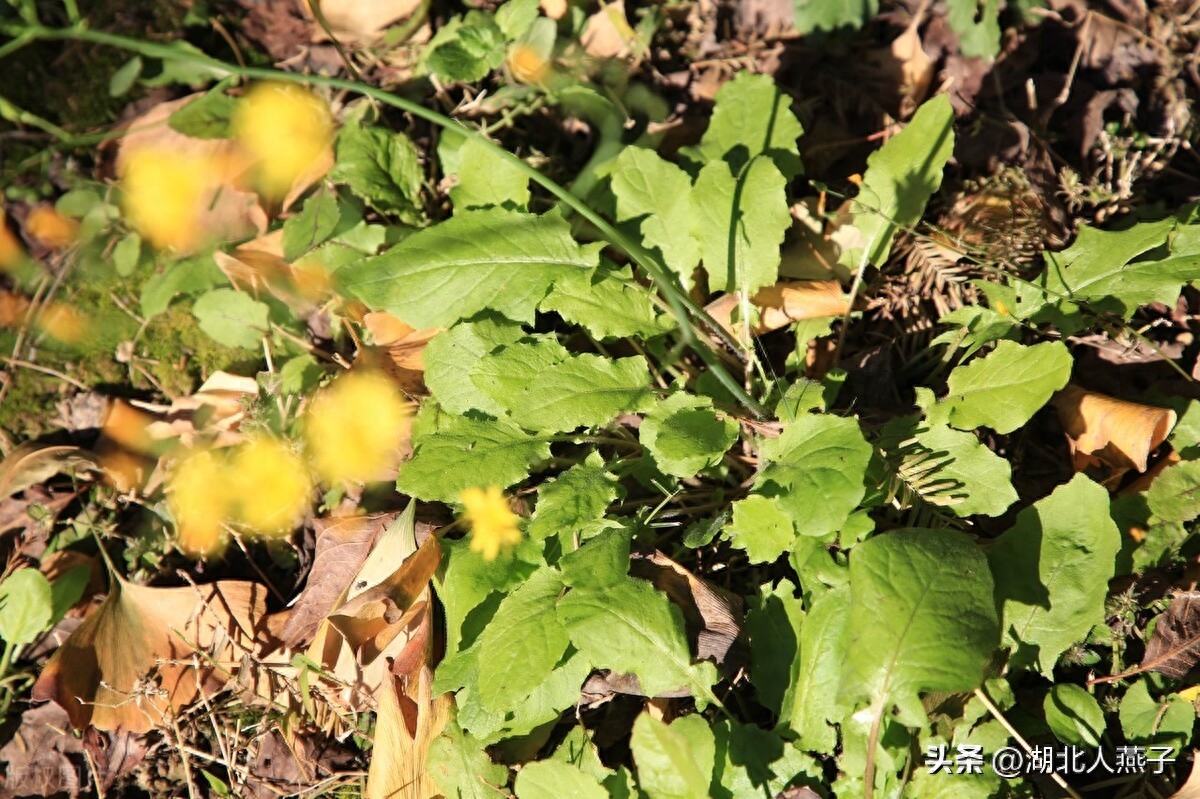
[167,448,232,557]
[460,486,522,561]
[228,437,311,535]
[36,302,89,344]
[507,43,550,85]
[234,82,333,199]
[120,146,213,251]
[0,218,22,269]
[304,370,411,485]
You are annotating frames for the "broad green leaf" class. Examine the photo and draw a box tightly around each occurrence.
[912,424,1018,517]
[436,537,535,654]
[540,263,669,340]
[755,414,873,538]
[560,527,631,589]
[640,393,738,478]
[488,353,654,433]
[425,12,506,83]
[679,72,804,177]
[745,579,803,717]
[840,529,998,727]
[496,0,539,38]
[922,340,1072,434]
[278,354,324,396]
[475,566,570,710]
[527,455,619,543]
[139,42,229,87]
[515,760,606,799]
[471,337,571,417]
[946,0,1001,59]
[785,584,850,753]
[48,565,89,625]
[989,475,1120,675]
[463,652,592,743]
[1147,459,1200,523]
[342,209,601,328]
[842,95,954,269]
[692,156,790,294]
[397,414,550,502]
[550,727,612,784]
[192,288,270,349]
[793,0,876,34]
[931,304,1020,359]
[1120,681,1196,747]
[427,717,509,799]
[0,569,53,645]
[330,125,423,219]
[725,495,794,564]
[712,721,820,799]
[1044,684,1106,748]
[140,254,227,318]
[630,713,712,799]
[608,147,702,287]
[168,88,239,139]
[424,318,525,416]
[557,577,718,701]
[282,188,341,261]
[448,135,531,212]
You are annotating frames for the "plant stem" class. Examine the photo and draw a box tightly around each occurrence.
[0,638,19,721]
[19,24,767,419]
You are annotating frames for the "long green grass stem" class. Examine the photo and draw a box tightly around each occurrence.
[17,24,768,420]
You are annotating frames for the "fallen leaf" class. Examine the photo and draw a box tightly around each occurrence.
[889,10,933,115]
[365,665,451,799]
[301,0,423,42]
[0,443,100,501]
[581,1,634,59]
[244,728,358,799]
[0,703,85,798]
[540,0,566,19]
[32,577,267,732]
[705,280,850,337]
[360,311,439,396]
[0,289,30,326]
[1139,592,1200,681]
[278,514,393,649]
[1054,384,1176,472]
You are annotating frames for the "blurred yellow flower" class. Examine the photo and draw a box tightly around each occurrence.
[460,486,522,561]
[304,370,411,485]
[168,448,232,557]
[121,146,213,251]
[229,437,311,535]
[25,205,78,249]
[507,44,550,85]
[234,82,333,199]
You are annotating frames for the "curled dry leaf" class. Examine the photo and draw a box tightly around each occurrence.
[361,311,440,397]
[32,578,267,733]
[0,443,100,501]
[301,0,423,43]
[706,280,851,337]
[581,1,634,59]
[1054,384,1176,472]
[1139,591,1200,681]
[366,665,451,799]
[1170,754,1200,799]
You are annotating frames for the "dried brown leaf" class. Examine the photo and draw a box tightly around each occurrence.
[366,666,451,799]
[706,280,850,337]
[301,0,423,42]
[278,514,394,649]
[1054,384,1176,472]
[1170,754,1200,799]
[0,443,100,501]
[1140,592,1200,681]
[32,579,267,732]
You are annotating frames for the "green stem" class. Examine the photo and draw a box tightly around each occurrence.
[0,638,18,721]
[0,95,73,141]
[19,24,767,419]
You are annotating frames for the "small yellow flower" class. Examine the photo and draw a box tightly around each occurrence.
[234,82,333,199]
[36,302,89,344]
[229,437,311,535]
[120,146,213,251]
[304,370,411,485]
[507,43,550,85]
[0,218,22,269]
[460,486,522,561]
[168,448,233,557]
